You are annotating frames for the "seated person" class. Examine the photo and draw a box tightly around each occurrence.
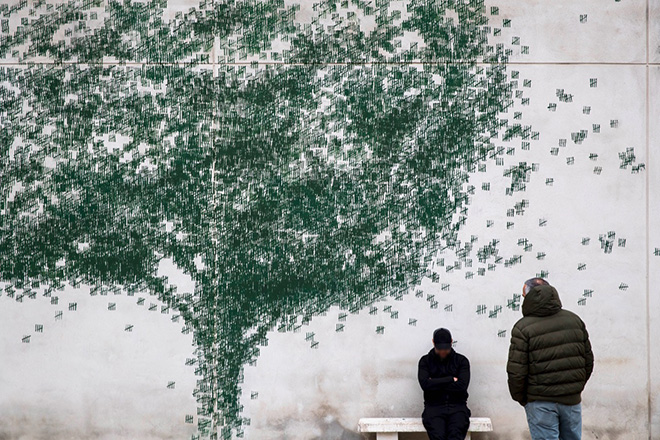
[417,328,471,440]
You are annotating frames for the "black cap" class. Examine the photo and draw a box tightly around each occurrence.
[433,328,452,350]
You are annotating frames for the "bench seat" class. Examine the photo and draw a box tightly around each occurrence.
[357,417,493,439]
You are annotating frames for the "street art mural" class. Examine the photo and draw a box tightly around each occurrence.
[0,1,656,439]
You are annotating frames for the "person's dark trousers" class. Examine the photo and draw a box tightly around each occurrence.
[422,403,471,440]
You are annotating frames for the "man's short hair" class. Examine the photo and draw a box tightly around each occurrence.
[523,277,549,295]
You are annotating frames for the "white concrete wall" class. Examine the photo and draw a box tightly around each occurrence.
[0,1,658,440]
[231,1,659,439]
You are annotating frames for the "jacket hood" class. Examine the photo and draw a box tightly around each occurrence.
[521,284,562,317]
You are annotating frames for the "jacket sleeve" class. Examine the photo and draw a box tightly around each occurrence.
[444,356,470,392]
[507,324,529,406]
[418,357,454,391]
[582,319,594,383]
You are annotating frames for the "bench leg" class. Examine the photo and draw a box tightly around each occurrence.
[373,431,471,440]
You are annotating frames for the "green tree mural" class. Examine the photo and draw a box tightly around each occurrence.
[0,0,521,438]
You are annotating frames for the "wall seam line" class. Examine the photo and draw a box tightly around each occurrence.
[646,0,652,438]
[0,61,658,67]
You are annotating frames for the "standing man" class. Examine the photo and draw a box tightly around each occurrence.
[418,328,471,440]
[507,277,594,440]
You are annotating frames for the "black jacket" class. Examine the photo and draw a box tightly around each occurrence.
[507,284,594,406]
[417,347,470,406]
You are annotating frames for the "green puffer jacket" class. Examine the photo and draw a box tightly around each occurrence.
[506,284,594,406]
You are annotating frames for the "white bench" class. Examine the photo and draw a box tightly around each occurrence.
[357,417,493,440]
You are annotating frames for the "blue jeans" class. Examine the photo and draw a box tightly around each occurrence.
[524,400,582,440]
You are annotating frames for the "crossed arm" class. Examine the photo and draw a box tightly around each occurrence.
[417,357,470,392]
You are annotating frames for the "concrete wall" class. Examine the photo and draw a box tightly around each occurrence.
[0,0,658,439]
